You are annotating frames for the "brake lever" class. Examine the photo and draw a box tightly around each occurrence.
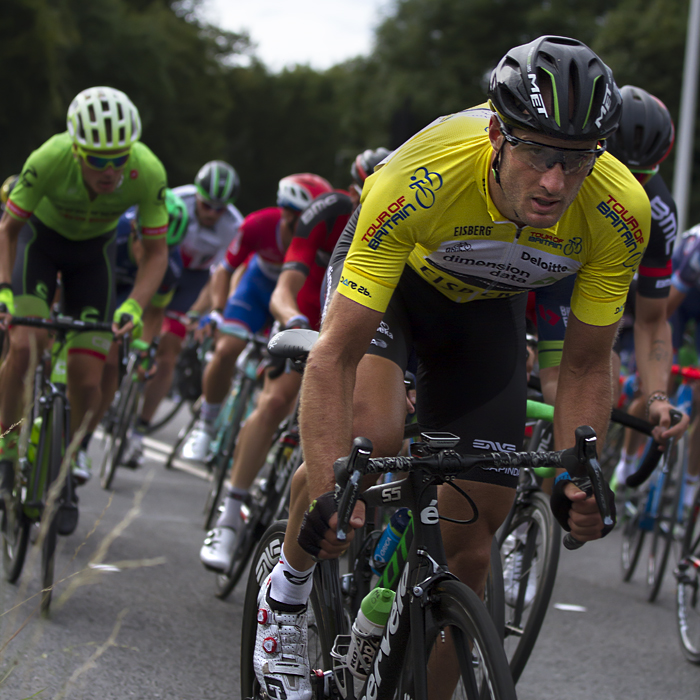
[561,426,613,551]
[335,437,372,541]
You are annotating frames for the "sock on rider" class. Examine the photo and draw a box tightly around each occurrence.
[268,548,316,608]
[215,486,248,530]
[200,400,222,426]
[614,449,636,485]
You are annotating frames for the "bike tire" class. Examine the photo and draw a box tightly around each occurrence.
[485,537,505,643]
[2,477,30,583]
[145,395,187,435]
[676,486,700,663]
[240,520,337,700]
[202,377,256,529]
[621,494,647,582]
[101,377,139,490]
[498,490,560,683]
[647,435,686,602]
[41,395,65,615]
[398,579,517,700]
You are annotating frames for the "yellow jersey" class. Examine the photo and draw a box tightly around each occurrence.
[338,106,650,327]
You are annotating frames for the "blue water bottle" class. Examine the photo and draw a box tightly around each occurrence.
[371,508,410,575]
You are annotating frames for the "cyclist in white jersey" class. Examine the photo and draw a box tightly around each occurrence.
[124,161,243,464]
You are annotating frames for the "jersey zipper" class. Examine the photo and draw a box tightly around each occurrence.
[464,223,525,302]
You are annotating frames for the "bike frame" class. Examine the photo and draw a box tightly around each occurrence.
[328,468,466,700]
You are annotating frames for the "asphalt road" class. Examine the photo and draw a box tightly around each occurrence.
[0,405,698,699]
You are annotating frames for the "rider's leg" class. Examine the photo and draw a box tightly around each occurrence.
[280,353,406,581]
[93,341,120,432]
[214,369,302,535]
[0,326,51,431]
[66,348,106,437]
[202,332,248,405]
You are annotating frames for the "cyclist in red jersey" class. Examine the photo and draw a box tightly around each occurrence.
[199,153,388,571]
[181,174,333,462]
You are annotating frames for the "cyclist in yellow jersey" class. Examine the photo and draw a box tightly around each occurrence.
[251,36,653,700]
[0,87,168,490]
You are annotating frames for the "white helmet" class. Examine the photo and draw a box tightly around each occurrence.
[67,86,142,150]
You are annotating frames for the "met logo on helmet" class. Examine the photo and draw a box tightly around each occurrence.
[527,73,548,117]
[595,84,613,129]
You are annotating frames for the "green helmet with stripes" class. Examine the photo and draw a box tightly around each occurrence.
[194,160,240,207]
[165,189,188,246]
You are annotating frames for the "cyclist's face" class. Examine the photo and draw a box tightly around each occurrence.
[195,197,227,227]
[79,157,125,194]
[279,206,300,247]
[488,116,597,229]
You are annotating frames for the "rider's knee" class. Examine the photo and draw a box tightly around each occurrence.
[258,389,295,423]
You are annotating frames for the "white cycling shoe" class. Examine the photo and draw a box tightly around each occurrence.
[181,419,214,461]
[254,575,312,700]
[503,532,537,608]
[200,526,237,572]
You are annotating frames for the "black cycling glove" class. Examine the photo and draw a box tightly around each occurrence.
[550,474,616,537]
[297,492,337,558]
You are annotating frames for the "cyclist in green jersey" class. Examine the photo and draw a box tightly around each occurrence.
[0,86,169,490]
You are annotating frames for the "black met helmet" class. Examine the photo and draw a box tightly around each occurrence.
[351,148,392,185]
[606,85,675,170]
[488,35,622,141]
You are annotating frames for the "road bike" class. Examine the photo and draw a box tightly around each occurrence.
[99,336,158,489]
[240,329,613,700]
[1,314,113,613]
[619,367,689,602]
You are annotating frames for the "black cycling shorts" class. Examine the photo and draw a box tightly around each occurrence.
[13,216,117,322]
[326,210,527,489]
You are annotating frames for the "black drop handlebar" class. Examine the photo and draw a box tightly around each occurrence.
[333,425,613,551]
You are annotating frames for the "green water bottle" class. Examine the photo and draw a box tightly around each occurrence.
[346,587,395,683]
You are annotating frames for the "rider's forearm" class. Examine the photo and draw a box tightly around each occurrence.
[210,265,232,311]
[129,240,168,309]
[554,362,612,453]
[299,339,361,500]
[634,314,672,398]
[0,212,22,284]
[270,270,306,325]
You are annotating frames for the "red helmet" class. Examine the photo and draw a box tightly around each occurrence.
[277,173,333,211]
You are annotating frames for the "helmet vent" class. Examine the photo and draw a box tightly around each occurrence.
[88,105,96,123]
[105,119,113,144]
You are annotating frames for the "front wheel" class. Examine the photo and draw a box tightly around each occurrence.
[399,579,517,700]
[41,395,66,615]
[498,490,560,683]
[676,488,700,663]
[101,378,139,490]
[2,467,30,583]
[647,435,686,603]
[620,493,647,582]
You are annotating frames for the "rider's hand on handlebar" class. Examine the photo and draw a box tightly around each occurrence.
[0,288,14,330]
[648,398,689,443]
[112,298,143,339]
[297,492,365,560]
[562,482,607,543]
